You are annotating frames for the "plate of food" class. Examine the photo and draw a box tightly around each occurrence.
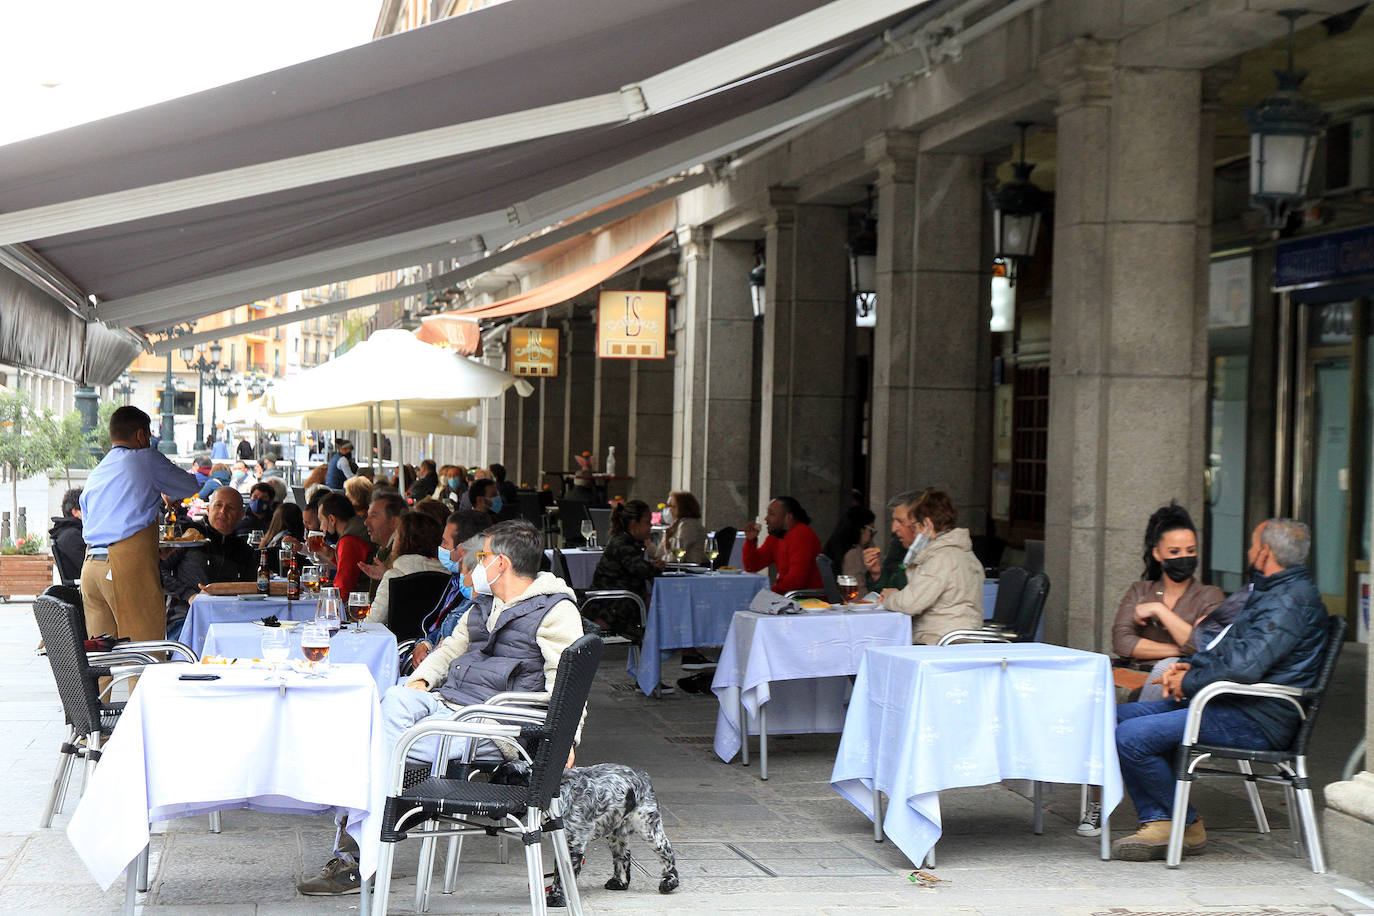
[252,616,301,629]
[161,530,208,547]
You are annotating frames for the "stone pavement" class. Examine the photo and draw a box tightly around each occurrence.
[2,597,1373,915]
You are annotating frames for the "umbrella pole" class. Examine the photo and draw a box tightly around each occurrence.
[395,400,403,489]
[367,406,375,474]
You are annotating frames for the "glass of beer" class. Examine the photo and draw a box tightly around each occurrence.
[300,623,330,677]
[306,530,326,555]
[278,545,293,577]
[348,591,370,632]
[303,565,320,596]
[836,575,861,607]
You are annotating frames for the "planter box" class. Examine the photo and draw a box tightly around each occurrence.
[0,554,54,599]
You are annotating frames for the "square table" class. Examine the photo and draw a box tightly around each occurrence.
[545,547,602,589]
[203,620,400,691]
[627,571,769,696]
[181,594,320,657]
[831,643,1121,867]
[711,607,912,778]
[67,663,386,913]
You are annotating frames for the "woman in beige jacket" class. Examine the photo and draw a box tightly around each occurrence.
[879,489,984,644]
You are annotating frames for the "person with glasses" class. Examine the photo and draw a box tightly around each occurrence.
[823,504,877,581]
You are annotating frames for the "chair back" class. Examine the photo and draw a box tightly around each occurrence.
[556,500,590,547]
[550,548,574,588]
[292,485,307,506]
[384,571,454,641]
[1023,538,1045,576]
[1011,571,1050,642]
[1289,615,1348,756]
[712,526,737,570]
[516,491,544,523]
[989,566,1029,628]
[524,634,603,809]
[51,543,83,587]
[33,586,103,736]
[588,507,612,545]
[814,554,843,604]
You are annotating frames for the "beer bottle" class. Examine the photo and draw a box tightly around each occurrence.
[163,504,178,540]
[256,549,271,594]
[286,553,302,601]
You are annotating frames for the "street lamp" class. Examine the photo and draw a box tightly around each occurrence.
[848,188,877,323]
[1247,10,1327,229]
[179,342,222,448]
[749,245,766,318]
[113,372,137,405]
[206,367,240,437]
[990,121,1049,286]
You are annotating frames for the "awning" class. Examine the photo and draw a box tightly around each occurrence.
[415,317,482,356]
[416,231,671,335]
[0,0,930,340]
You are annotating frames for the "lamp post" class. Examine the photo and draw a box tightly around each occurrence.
[207,368,239,436]
[990,121,1049,286]
[179,342,222,448]
[159,353,178,454]
[1247,9,1327,229]
[848,188,877,323]
[113,372,137,406]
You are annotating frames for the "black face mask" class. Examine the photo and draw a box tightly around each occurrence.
[1161,555,1198,583]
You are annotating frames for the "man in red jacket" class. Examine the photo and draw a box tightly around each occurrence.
[743,496,824,594]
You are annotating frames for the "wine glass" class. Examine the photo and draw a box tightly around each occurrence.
[706,534,719,569]
[300,623,330,677]
[260,628,290,681]
[303,565,320,596]
[674,547,687,569]
[580,519,594,548]
[246,530,263,549]
[836,575,861,609]
[316,590,342,633]
[348,591,370,633]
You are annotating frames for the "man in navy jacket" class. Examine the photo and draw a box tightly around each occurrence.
[1112,518,1328,861]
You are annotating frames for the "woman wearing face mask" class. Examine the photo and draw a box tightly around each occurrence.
[878,489,985,645]
[369,512,446,629]
[1112,502,1225,666]
[650,491,707,565]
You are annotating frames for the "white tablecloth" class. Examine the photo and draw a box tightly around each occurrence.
[628,571,769,695]
[545,548,602,589]
[203,621,399,691]
[831,643,1122,867]
[182,594,319,657]
[67,663,386,890]
[711,608,912,762]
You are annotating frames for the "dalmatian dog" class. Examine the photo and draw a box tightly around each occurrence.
[492,761,679,906]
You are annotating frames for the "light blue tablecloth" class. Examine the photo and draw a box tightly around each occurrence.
[182,595,318,657]
[831,643,1122,867]
[628,572,769,695]
[202,621,399,692]
[712,608,912,762]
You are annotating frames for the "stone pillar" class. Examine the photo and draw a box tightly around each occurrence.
[867,133,989,527]
[699,237,758,529]
[1042,42,1209,650]
[75,385,100,465]
[593,347,632,499]
[537,316,570,487]
[629,353,674,504]
[566,311,597,466]
[675,227,712,497]
[758,189,850,538]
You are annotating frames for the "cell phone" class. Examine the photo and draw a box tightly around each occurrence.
[178,673,221,681]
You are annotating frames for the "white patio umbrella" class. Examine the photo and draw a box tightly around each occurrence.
[224,396,477,438]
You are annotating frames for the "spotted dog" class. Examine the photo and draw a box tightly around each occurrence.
[493,761,679,906]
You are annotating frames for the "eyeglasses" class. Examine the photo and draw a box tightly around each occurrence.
[862,525,877,534]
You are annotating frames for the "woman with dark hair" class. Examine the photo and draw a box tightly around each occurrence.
[316,492,372,598]
[651,490,707,565]
[589,499,664,637]
[878,489,984,644]
[370,512,446,629]
[1112,501,1225,662]
[825,504,877,579]
[262,502,305,550]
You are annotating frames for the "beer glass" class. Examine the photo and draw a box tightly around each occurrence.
[300,623,330,677]
[348,591,370,632]
[303,566,320,596]
[836,575,860,607]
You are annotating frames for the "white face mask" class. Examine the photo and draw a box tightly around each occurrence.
[661,507,674,526]
[471,556,502,595]
[903,532,930,566]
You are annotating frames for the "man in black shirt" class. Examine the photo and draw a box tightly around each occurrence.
[161,488,257,641]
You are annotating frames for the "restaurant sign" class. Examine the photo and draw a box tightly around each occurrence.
[1275,224,1374,290]
[509,327,560,377]
[597,290,666,359]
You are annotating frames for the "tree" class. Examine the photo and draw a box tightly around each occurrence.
[92,400,119,454]
[0,389,61,521]
[48,409,91,489]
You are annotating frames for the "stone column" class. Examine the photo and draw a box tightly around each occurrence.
[629,353,674,503]
[867,133,989,526]
[758,189,850,538]
[593,347,632,498]
[699,237,758,529]
[537,316,570,487]
[1042,42,1209,650]
[675,227,712,497]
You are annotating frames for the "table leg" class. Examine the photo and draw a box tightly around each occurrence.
[872,787,884,842]
[1032,781,1044,835]
[922,846,936,868]
[136,842,149,892]
[758,702,768,781]
[1100,800,1110,861]
[359,869,372,914]
[739,691,749,767]
[124,844,146,916]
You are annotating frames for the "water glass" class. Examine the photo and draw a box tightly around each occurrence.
[246,530,263,548]
[260,628,290,681]
[348,591,370,633]
[316,590,342,633]
[300,623,330,677]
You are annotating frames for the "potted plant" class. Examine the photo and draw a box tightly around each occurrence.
[0,535,54,600]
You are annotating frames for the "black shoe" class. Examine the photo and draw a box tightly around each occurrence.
[680,652,716,670]
[676,671,714,694]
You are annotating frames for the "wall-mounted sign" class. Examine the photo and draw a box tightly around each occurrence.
[597,290,666,359]
[509,327,560,377]
[1208,256,1251,329]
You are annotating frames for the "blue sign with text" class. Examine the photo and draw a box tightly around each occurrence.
[1275,225,1374,289]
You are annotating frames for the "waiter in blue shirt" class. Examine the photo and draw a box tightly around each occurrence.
[80,406,200,642]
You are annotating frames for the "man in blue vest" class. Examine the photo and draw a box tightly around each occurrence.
[299,519,585,895]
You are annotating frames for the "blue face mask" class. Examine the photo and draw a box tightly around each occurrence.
[248,497,268,514]
[448,477,460,488]
[490,494,503,514]
[458,582,473,600]
[437,546,461,575]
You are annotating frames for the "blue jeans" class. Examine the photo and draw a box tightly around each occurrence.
[1116,698,1271,824]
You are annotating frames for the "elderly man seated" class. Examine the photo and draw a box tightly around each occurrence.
[298,519,585,896]
[160,487,258,642]
[1111,518,1328,861]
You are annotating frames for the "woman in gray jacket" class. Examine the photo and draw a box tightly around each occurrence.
[879,489,984,644]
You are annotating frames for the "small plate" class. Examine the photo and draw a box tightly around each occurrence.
[236,594,270,601]
[160,540,209,547]
[251,619,300,629]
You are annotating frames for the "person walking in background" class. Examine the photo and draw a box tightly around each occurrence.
[79,406,200,641]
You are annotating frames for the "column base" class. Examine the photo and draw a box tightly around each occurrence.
[1323,771,1374,883]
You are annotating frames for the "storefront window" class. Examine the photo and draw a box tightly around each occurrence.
[1207,353,1249,592]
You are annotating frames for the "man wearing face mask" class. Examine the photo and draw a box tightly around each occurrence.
[742,495,824,594]
[235,482,277,535]
[409,513,491,668]
[465,477,502,520]
[877,488,984,644]
[300,519,583,896]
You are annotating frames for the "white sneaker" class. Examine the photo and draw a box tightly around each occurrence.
[1076,801,1102,837]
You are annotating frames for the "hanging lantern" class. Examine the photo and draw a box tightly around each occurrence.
[990,121,1048,286]
[749,250,766,317]
[1247,10,1326,229]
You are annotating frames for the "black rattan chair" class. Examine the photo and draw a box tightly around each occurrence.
[373,634,604,916]
[814,554,844,604]
[987,566,1028,629]
[711,526,737,570]
[1165,615,1346,872]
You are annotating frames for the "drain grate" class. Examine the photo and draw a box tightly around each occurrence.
[609,682,641,693]
[1093,910,1334,916]
[663,735,715,745]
